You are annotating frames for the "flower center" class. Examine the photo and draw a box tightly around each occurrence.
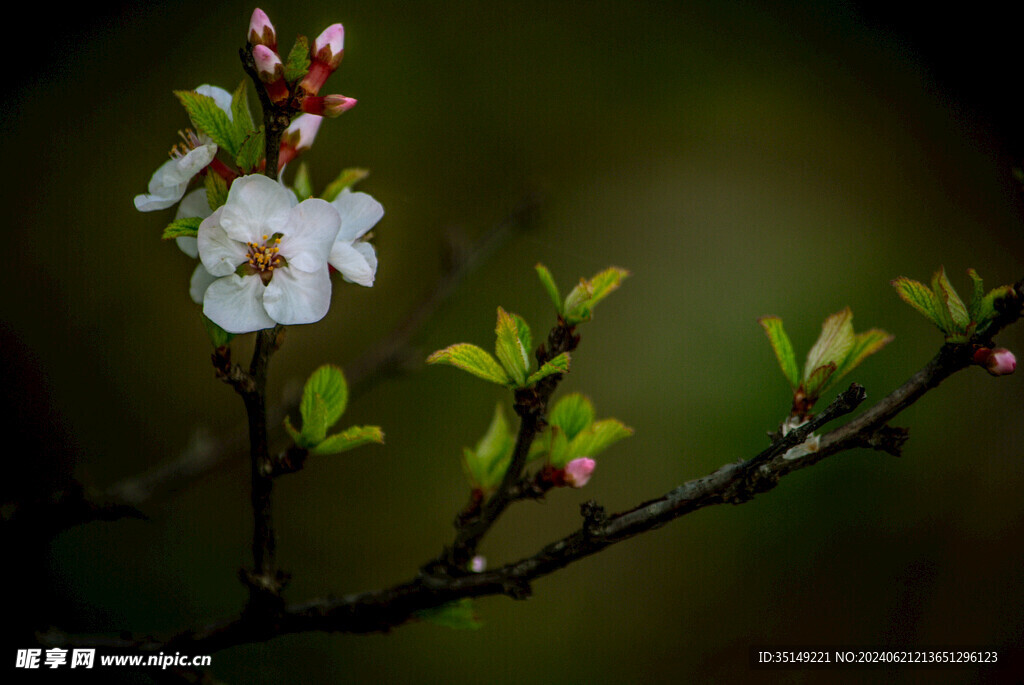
[246,234,285,284]
[169,129,204,160]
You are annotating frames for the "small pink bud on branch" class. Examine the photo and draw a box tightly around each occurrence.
[248,8,277,52]
[301,94,357,118]
[277,114,323,169]
[563,458,596,488]
[252,45,289,103]
[974,347,1016,376]
[299,23,345,96]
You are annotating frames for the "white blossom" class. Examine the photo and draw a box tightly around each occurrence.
[197,174,340,333]
[328,189,383,287]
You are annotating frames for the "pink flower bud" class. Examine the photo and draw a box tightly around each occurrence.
[469,555,486,573]
[299,23,346,96]
[278,114,323,169]
[563,458,596,488]
[252,45,288,103]
[301,94,358,118]
[248,8,277,51]
[976,347,1017,376]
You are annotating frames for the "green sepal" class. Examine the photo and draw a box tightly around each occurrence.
[757,316,800,390]
[283,35,311,83]
[548,393,596,442]
[560,418,633,467]
[525,352,570,386]
[310,425,385,456]
[174,89,241,157]
[204,171,229,211]
[462,404,514,490]
[292,162,314,200]
[494,307,530,386]
[202,314,234,347]
[300,364,349,433]
[162,217,202,240]
[427,343,512,386]
[322,168,370,202]
[230,81,256,141]
[534,263,564,314]
[235,125,265,173]
[415,599,482,630]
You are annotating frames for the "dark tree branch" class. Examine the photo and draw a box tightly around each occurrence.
[41,277,1022,654]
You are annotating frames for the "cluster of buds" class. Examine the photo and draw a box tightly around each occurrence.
[973,347,1017,376]
[248,9,357,118]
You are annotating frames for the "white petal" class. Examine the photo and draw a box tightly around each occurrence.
[349,242,378,286]
[330,242,374,287]
[189,263,218,303]
[176,236,199,259]
[203,274,276,333]
[195,84,234,120]
[280,198,340,273]
[133,145,216,212]
[331,190,384,240]
[175,188,212,220]
[197,208,247,277]
[262,266,332,325]
[220,175,292,243]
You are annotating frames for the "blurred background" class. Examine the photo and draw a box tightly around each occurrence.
[3,0,1023,682]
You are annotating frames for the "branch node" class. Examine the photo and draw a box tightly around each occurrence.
[502,579,532,600]
[861,424,910,457]
[580,500,607,539]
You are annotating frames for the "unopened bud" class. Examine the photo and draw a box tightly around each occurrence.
[299,23,345,96]
[301,94,358,118]
[975,347,1016,376]
[248,8,277,52]
[278,114,323,169]
[563,458,596,488]
[253,45,288,103]
[469,555,486,573]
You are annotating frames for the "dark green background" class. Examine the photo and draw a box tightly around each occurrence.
[3,1,1023,682]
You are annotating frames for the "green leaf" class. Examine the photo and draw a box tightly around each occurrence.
[525,352,570,386]
[292,162,314,200]
[284,415,302,444]
[162,217,203,240]
[230,81,256,140]
[561,419,633,466]
[283,36,311,83]
[494,307,529,386]
[300,365,349,432]
[300,393,329,446]
[204,171,229,211]
[174,89,240,157]
[235,125,265,172]
[757,316,800,390]
[310,425,384,455]
[967,268,985,323]
[892,276,948,332]
[829,329,893,388]
[586,266,630,308]
[535,263,564,314]
[427,343,511,386]
[803,308,855,383]
[802,362,837,400]
[932,266,969,332]
[322,168,370,202]
[463,404,514,489]
[202,314,234,347]
[548,393,595,442]
[415,599,482,630]
[975,284,1016,337]
[562,267,629,324]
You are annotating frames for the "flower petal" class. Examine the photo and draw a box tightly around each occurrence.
[262,266,332,325]
[189,263,218,304]
[280,198,340,273]
[219,175,292,243]
[133,144,216,212]
[197,208,247,277]
[174,188,213,258]
[330,241,375,287]
[331,190,384,240]
[203,274,276,333]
